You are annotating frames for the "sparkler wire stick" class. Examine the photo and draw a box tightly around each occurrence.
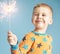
[0,0,17,30]
[7,0,11,30]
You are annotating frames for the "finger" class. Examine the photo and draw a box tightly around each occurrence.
[8,32,14,38]
[8,39,14,45]
[8,37,15,43]
[8,37,14,40]
[8,34,15,39]
[8,31,12,34]
[8,34,12,38]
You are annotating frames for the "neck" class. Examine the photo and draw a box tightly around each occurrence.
[34,27,47,34]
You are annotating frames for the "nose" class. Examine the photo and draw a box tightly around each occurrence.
[37,14,43,19]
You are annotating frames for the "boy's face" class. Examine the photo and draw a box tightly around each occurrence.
[32,6,52,29]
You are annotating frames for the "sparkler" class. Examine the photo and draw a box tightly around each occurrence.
[0,0,17,30]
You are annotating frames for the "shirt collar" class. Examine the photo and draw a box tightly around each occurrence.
[32,31,47,36]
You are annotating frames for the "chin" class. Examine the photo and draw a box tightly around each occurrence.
[36,25,45,29]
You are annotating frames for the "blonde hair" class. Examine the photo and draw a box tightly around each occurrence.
[34,3,53,13]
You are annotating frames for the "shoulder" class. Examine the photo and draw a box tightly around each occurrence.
[21,32,35,42]
[25,31,35,38]
[23,31,34,39]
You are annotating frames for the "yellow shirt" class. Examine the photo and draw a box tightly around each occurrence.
[11,31,53,54]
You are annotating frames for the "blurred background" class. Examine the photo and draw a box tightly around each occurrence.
[0,0,60,54]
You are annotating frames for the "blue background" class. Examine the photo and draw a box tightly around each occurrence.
[0,0,60,54]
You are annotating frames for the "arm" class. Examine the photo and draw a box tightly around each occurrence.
[8,32,34,54]
[7,31,20,54]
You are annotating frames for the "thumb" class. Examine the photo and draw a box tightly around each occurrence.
[8,31,12,34]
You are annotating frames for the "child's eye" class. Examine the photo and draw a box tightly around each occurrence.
[42,14,46,16]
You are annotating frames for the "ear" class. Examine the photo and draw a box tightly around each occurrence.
[49,18,53,25]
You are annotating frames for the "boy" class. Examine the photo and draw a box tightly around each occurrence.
[8,3,53,54]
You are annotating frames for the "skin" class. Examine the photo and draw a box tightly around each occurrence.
[32,6,53,33]
[8,6,53,45]
[8,31,17,45]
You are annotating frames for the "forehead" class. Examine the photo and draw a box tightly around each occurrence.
[33,6,52,14]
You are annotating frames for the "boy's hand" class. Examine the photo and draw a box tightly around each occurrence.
[7,31,18,45]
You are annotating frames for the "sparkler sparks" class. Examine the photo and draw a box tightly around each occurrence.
[0,0,17,30]
[0,0,17,19]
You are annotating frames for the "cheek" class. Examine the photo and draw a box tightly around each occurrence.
[45,18,50,24]
[32,18,35,24]
[32,17,36,23]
